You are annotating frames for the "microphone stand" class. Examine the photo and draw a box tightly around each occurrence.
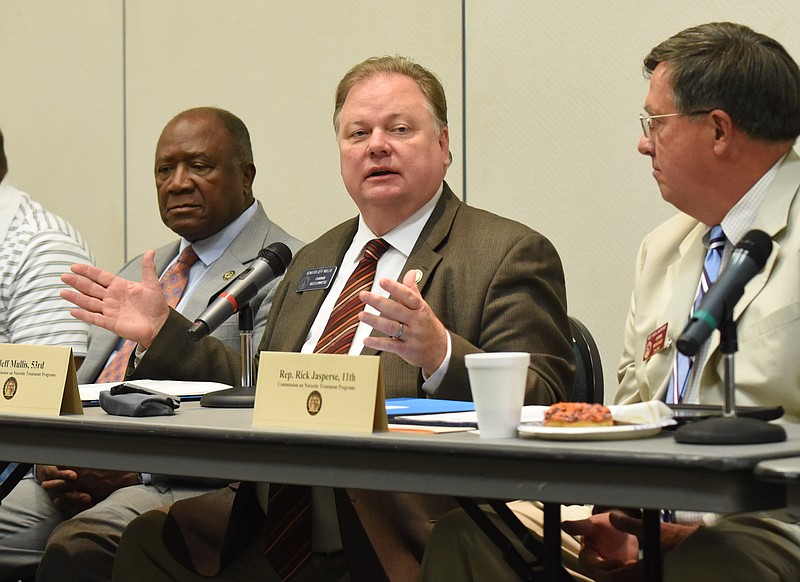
[200,304,257,408]
[674,303,785,444]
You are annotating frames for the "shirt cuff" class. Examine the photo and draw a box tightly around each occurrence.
[133,344,146,368]
[421,331,452,395]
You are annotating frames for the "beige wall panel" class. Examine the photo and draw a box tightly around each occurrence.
[4,0,797,403]
[0,0,124,271]
[466,2,800,400]
[124,0,462,261]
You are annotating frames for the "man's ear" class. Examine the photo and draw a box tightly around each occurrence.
[242,162,256,196]
[710,110,734,155]
[439,125,451,171]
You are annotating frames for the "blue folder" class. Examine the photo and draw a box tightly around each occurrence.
[385,397,475,416]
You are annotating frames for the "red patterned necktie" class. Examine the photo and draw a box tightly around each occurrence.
[263,483,313,580]
[95,246,199,383]
[314,238,390,354]
[263,238,390,579]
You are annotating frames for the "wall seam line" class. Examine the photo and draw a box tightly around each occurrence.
[461,0,467,203]
[122,0,128,261]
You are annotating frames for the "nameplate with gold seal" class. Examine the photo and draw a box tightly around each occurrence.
[0,344,82,416]
[254,352,387,433]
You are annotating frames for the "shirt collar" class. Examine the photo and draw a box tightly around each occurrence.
[718,153,786,246]
[352,183,443,259]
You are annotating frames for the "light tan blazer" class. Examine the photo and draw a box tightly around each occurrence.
[616,149,800,423]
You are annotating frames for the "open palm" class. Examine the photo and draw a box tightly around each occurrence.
[61,250,170,348]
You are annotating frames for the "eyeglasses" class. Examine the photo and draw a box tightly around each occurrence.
[639,110,713,138]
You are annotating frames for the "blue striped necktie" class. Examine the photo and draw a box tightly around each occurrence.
[668,225,726,404]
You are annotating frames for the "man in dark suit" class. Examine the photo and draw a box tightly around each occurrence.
[64,57,574,581]
[0,107,302,582]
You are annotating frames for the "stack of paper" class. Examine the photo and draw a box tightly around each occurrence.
[79,380,232,405]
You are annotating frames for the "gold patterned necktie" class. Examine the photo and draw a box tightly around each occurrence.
[95,246,199,383]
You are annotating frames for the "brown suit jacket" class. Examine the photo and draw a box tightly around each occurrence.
[134,184,574,579]
[137,184,573,401]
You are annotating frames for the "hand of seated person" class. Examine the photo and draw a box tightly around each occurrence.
[36,464,92,514]
[360,270,448,376]
[562,510,699,581]
[61,249,170,349]
[36,465,140,515]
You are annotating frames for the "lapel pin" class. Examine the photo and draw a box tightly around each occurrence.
[223,270,236,281]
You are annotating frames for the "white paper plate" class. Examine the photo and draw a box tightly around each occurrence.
[517,422,663,441]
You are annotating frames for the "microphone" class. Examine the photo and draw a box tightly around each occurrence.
[677,229,772,357]
[187,242,292,341]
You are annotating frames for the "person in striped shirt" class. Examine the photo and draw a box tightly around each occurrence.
[0,128,94,365]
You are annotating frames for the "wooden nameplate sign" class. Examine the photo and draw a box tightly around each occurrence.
[254,352,387,433]
[0,344,82,415]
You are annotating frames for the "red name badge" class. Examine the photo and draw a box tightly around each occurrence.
[643,323,668,362]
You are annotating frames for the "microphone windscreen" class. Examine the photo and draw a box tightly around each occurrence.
[260,242,293,277]
[736,230,772,270]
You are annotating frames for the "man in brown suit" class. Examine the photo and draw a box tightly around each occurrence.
[63,56,574,581]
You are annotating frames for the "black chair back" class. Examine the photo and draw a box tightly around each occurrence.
[568,316,604,404]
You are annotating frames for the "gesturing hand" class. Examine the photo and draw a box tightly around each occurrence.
[360,269,448,376]
[60,250,169,348]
